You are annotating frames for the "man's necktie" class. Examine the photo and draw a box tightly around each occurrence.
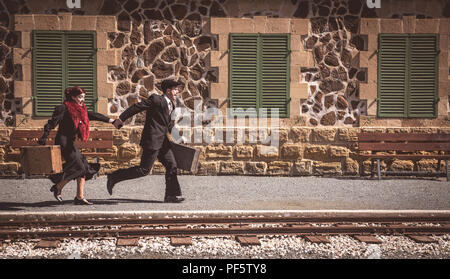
[168,101,173,115]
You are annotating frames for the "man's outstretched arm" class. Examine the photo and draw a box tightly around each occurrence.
[119,95,154,122]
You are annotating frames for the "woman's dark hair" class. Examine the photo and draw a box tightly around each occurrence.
[64,86,86,101]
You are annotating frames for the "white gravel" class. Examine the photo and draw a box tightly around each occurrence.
[0,234,449,259]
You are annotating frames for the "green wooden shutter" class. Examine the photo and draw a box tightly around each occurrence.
[33,31,65,116]
[260,34,290,118]
[408,34,438,118]
[32,31,97,117]
[378,34,439,118]
[229,34,259,116]
[229,33,290,118]
[378,34,408,117]
[66,32,97,112]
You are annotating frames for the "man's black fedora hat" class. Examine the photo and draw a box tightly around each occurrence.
[161,79,180,93]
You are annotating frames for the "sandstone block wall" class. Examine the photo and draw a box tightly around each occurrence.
[1,126,449,177]
[1,0,449,128]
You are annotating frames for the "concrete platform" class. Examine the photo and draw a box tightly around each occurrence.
[0,175,449,219]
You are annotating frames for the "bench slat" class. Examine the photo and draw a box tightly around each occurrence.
[11,130,56,138]
[358,133,450,142]
[11,130,113,140]
[11,139,113,149]
[76,141,113,149]
[10,139,56,147]
[8,151,114,158]
[82,152,115,158]
[358,142,450,151]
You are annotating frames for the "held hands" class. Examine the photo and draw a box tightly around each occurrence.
[112,119,124,129]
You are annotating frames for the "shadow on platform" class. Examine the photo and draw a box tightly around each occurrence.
[0,198,164,211]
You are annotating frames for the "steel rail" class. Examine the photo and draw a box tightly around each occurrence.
[1,215,450,229]
[1,223,449,240]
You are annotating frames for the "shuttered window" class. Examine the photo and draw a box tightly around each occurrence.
[378,34,439,118]
[229,33,290,118]
[32,31,97,116]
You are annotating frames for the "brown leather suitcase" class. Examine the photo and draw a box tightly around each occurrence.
[20,145,62,176]
[171,142,200,174]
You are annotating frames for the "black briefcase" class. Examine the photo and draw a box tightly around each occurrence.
[171,142,201,174]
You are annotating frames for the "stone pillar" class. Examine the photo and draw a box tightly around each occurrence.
[438,19,450,117]
[359,18,380,117]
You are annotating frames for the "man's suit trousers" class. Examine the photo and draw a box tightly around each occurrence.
[140,145,181,197]
[111,143,181,197]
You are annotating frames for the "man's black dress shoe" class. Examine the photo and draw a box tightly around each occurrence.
[74,197,93,205]
[50,185,63,202]
[164,196,185,203]
[106,174,114,195]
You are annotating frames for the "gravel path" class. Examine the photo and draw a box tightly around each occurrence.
[1,234,449,259]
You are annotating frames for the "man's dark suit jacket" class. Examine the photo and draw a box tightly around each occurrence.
[119,94,174,150]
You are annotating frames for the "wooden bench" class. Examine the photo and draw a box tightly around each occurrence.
[9,130,114,178]
[358,133,450,181]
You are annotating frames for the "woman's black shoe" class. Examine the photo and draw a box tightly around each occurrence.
[74,197,93,205]
[50,185,63,202]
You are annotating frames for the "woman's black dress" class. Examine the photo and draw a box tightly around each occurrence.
[41,104,110,184]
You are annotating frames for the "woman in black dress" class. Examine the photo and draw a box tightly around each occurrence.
[38,86,117,205]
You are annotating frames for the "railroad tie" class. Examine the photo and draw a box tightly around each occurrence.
[34,239,60,249]
[116,237,140,247]
[407,235,438,243]
[353,235,383,244]
[120,225,141,231]
[170,236,193,246]
[168,225,188,229]
[303,235,331,244]
[230,224,250,229]
[168,225,192,246]
[235,235,261,246]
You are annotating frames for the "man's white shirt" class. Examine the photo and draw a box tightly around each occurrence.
[163,94,173,115]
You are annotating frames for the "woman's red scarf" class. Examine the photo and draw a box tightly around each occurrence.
[64,101,89,142]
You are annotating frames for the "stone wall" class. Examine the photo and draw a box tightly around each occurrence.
[1,126,450,177]
[300,8,367,126]
[1,0,450,178]
[106,13,219,125]
[300,15,450,127]
[1,0,449,128]
[0,0,24,126]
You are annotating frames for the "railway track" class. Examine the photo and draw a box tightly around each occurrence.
[1,214,450,247]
